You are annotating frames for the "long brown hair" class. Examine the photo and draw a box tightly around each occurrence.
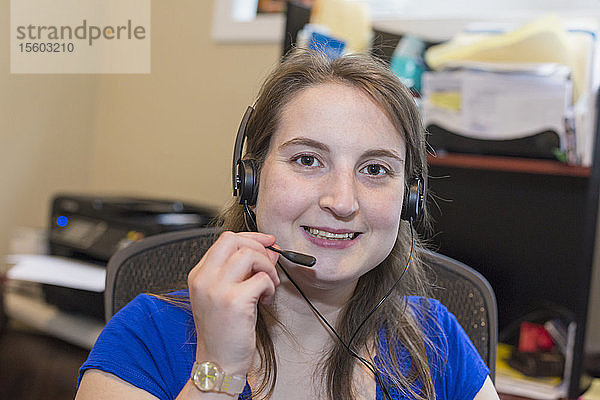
[218,49,436,400]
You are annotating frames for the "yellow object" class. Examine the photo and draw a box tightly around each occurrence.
[496,343,562,385]
[581,379,600,400]
[425,15,589,100]
[310,0,371,53]
[428,92,461,111]
[126,231,144,241]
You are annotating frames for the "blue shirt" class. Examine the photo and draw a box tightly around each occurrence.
[79,292,489,399]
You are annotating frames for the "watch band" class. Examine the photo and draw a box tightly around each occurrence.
[191,361,246,395]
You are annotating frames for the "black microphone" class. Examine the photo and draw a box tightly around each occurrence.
[243,203,316,268]
[266,246,316,267]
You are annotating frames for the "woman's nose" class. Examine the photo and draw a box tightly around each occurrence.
[318,171,359,219]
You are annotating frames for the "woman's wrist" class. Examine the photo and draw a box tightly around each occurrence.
[176,379,238,399]
[190,361,246,395]
[194,345,250,378]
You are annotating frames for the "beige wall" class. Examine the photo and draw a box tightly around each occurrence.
[87,0,280,209]
[0,0,280,257]
[1,0,98,257]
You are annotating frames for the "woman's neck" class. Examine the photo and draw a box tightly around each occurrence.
[265,275,357,353]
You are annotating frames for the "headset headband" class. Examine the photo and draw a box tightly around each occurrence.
[232,106,255,197]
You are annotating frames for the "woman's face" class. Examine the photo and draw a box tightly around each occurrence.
[255,83,406,289]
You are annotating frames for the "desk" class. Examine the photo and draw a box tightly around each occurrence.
[0,279,96,400]
[3,291,103,349]
[0,324,89,400]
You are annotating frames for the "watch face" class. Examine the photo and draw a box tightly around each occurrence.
[193,361,221,391]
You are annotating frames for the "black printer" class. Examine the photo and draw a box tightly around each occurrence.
[45,194,216,319]
[49,194,215,264]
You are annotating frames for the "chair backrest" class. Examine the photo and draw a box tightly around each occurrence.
[105,227,221,321]
[105,228,497,381]
[419,249,497,381]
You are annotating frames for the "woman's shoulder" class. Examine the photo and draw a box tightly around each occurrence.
[112,289,191,321]
[402,296,465,348]
[103,288,193,333]
[404,296,450,323]
[404,295,441,309]
[401,296,491,398]
[79,289,195,398]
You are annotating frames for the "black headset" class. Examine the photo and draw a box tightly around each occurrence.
[232,106,426,221]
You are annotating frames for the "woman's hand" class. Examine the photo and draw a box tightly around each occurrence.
[187,231,280,377]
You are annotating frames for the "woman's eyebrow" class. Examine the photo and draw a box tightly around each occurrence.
[278,137,330,153]
[362,149,405,163]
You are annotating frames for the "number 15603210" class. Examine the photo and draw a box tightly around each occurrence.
[19,42,74,52]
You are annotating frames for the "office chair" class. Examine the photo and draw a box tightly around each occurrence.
[420,249,497,381]
[105,227,497,381]
[105,227,221,321]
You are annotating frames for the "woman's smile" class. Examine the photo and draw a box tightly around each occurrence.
[301,226,362,249]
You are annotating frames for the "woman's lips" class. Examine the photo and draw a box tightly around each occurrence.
[301,226,361,249]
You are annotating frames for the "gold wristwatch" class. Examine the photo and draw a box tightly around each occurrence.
[191,361,246,395]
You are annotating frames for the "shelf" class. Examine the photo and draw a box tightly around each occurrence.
[427,153,591,177]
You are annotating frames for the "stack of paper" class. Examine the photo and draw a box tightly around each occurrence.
[6,254,105,292]
[422,15,599,166]
[423,63,572,142]
[4,254,106,348]
[496,343,566,400]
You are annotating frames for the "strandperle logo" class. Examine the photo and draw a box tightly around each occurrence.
[11,0,151,74]
[15,19,147,46]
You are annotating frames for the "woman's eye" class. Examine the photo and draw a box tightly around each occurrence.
[361,164,388,176]
[294,155,320,167]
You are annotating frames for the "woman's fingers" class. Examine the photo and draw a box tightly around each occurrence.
[188,246,280,310]
[237,231,281,264]
[196,231,277,273]
[223,246,280,286]
[189,230,280,290]
[236,231,277,246]
[240,271,277,305]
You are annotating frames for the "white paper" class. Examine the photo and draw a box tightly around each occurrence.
[496,373,566,400]
[423,68,572,141]
[6,254,106,292]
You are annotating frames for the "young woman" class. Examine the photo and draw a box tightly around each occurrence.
[76,49,499,400]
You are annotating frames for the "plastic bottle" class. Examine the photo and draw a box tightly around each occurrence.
[390,34,426,95]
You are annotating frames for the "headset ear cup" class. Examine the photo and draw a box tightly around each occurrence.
[247,159,259,206]
[237,159,259,206]
[401,176,424,221]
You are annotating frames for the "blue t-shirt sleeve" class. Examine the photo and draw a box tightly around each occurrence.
[78,294,196,400]
[424,299,490,399]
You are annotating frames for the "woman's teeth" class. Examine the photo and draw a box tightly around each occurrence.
[304,227,357,240]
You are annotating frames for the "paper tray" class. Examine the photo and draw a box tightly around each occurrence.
[427,124,561,160]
